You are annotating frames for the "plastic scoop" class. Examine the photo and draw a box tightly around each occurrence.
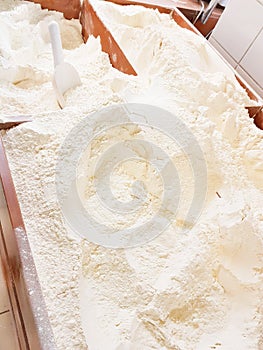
[48,21,81,109]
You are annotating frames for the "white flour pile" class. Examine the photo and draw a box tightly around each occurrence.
[1,1,263,350]
[0,2,140,349]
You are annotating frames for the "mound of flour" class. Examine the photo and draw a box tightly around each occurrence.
[80,2,263,349]
[1,1,263,350]
[0,2,140,349]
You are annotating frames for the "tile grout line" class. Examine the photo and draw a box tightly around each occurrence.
[237,25,263,65]
[0,309,10,316]
[209,36,237,63]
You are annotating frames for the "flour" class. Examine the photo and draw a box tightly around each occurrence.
[0,2,138,350]
[80,2,263,350]
[1,1,263,350]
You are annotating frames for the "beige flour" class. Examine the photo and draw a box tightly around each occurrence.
[78,2,263,349]
[1,1,263,350]
[0,2,140,349]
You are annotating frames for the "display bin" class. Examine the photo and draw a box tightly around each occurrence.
[0,1,262,348]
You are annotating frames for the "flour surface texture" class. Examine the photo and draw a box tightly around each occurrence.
[1,1,263,350]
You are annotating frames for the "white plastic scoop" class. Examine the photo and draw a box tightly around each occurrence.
[48,21,81,108]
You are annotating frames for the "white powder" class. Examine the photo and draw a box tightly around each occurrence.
[79,2,263,350]
[1,1,263,350]
[0,2,139,349]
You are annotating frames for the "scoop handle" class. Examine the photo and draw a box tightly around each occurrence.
[48,21,64,67]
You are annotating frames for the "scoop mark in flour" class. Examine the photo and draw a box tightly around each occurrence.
[56,103,207,248]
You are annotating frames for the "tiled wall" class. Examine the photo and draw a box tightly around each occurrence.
[209,0,263,97]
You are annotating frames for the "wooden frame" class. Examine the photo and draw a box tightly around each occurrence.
[0,137,56,350]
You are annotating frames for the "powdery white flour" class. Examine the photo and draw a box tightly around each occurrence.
[1,1,263,350]
[1,2,139,349]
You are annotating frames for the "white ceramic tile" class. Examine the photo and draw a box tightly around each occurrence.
[239,29,263,89]
[212,0,263,62]
[0,311,19,349]
[208,36,238,68]
[0,262,10,313]
[236,65,263,98]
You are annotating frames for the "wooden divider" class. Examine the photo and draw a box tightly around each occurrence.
[80,0,137,75]
[28,0,81,19]
[0,136,56,350]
